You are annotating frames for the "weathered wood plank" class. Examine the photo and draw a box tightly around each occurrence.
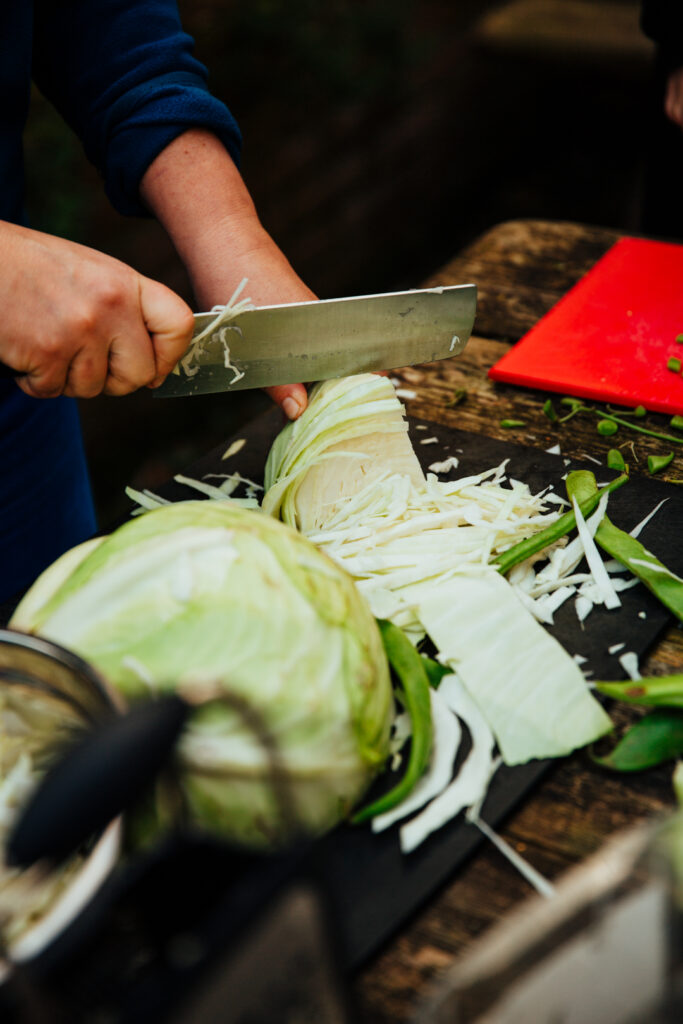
[355,220,682,1022]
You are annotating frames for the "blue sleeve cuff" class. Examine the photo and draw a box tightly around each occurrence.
[95,72,242,216]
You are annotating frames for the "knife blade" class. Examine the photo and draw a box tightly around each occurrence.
[154,283,476,398]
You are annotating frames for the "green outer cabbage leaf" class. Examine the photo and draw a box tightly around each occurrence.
[11,501,393,848]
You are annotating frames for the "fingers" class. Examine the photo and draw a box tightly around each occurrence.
[266,382,308,420]
[138,276,195,386]
[665,70,683,128]
[17,356,70,399]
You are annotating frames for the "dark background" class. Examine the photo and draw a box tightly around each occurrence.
[22,0,669,526]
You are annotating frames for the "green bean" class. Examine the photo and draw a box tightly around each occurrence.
[492,473,628,576]
[592,710,683,772]
[596,675,683,708]
[648,452,674,475]
[500,419,526,429]
[542,398,558,422]
[351,619,433,823]
[607,448,626,472]
[567,471,683,623]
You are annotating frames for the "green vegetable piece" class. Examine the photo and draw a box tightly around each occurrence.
[674,762,683,807]
[591,411,683,445]
[352,619,433,824]
[668,357,682,373]
[596,674,683,708]
[647,452,674,475]
[676,334,683,344]
[567,471,683,623]
[421,654,452,689]
[447,387,467,408]
[593,709,683,772]
[607,449,626,472]
[542,399,558,422]
[670,416,683,432]
[634,405,647,418]
[500,419,526,429]
[597,419,618,436]
[492,472,628,576]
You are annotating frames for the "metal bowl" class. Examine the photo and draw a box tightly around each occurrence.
[0,628,122,977]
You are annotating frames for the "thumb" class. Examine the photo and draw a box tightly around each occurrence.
[139,276,195,383]
[266,382,308,420]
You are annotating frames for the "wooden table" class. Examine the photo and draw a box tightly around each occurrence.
[353,219,683,1023]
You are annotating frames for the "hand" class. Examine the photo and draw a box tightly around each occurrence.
[665,67,683,128]
[0,222,194,399]
[140,130,316,420]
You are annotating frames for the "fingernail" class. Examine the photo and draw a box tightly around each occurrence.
[282,396,301,419]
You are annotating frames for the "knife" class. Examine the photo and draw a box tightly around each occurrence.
[154,283,477,398]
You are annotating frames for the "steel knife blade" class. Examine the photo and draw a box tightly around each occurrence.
[154,283,476,398]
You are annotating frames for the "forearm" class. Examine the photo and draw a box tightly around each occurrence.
[140,129,315,310]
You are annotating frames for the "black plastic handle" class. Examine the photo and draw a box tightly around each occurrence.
[6,695,191,868]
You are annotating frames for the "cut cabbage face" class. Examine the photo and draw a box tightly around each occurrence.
[263,375,425,531]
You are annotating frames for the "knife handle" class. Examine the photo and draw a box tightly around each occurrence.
[6,695,190,868]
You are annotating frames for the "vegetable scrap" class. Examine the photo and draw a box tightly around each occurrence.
[175,278,253,383]
[593,710,683,772]
[447,387,467,408]
[607,449,626,472]
[542,398,558,422]
[427,456,460,474]
[667,357,682,374]
[221,438,246,460]
[648,452,675,475]
[597,419,618,437]
[500,419,526,428]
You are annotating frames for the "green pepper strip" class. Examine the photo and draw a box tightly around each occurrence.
[596,674,683,708]
[351,619,433,824]
[492,473,628,576]
[567,470,683,624]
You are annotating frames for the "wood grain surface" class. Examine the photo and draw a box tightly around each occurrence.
[354,220,683,1023]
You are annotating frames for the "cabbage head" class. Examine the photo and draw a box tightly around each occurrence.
[11,501,393,848]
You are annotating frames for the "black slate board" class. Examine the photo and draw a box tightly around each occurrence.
[2,409,681,972]
[155,407,682,968]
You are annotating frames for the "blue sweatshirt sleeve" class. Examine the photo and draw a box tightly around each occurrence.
[32,0,242,215]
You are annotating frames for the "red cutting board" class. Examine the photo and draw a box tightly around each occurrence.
[488,237,683,415]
